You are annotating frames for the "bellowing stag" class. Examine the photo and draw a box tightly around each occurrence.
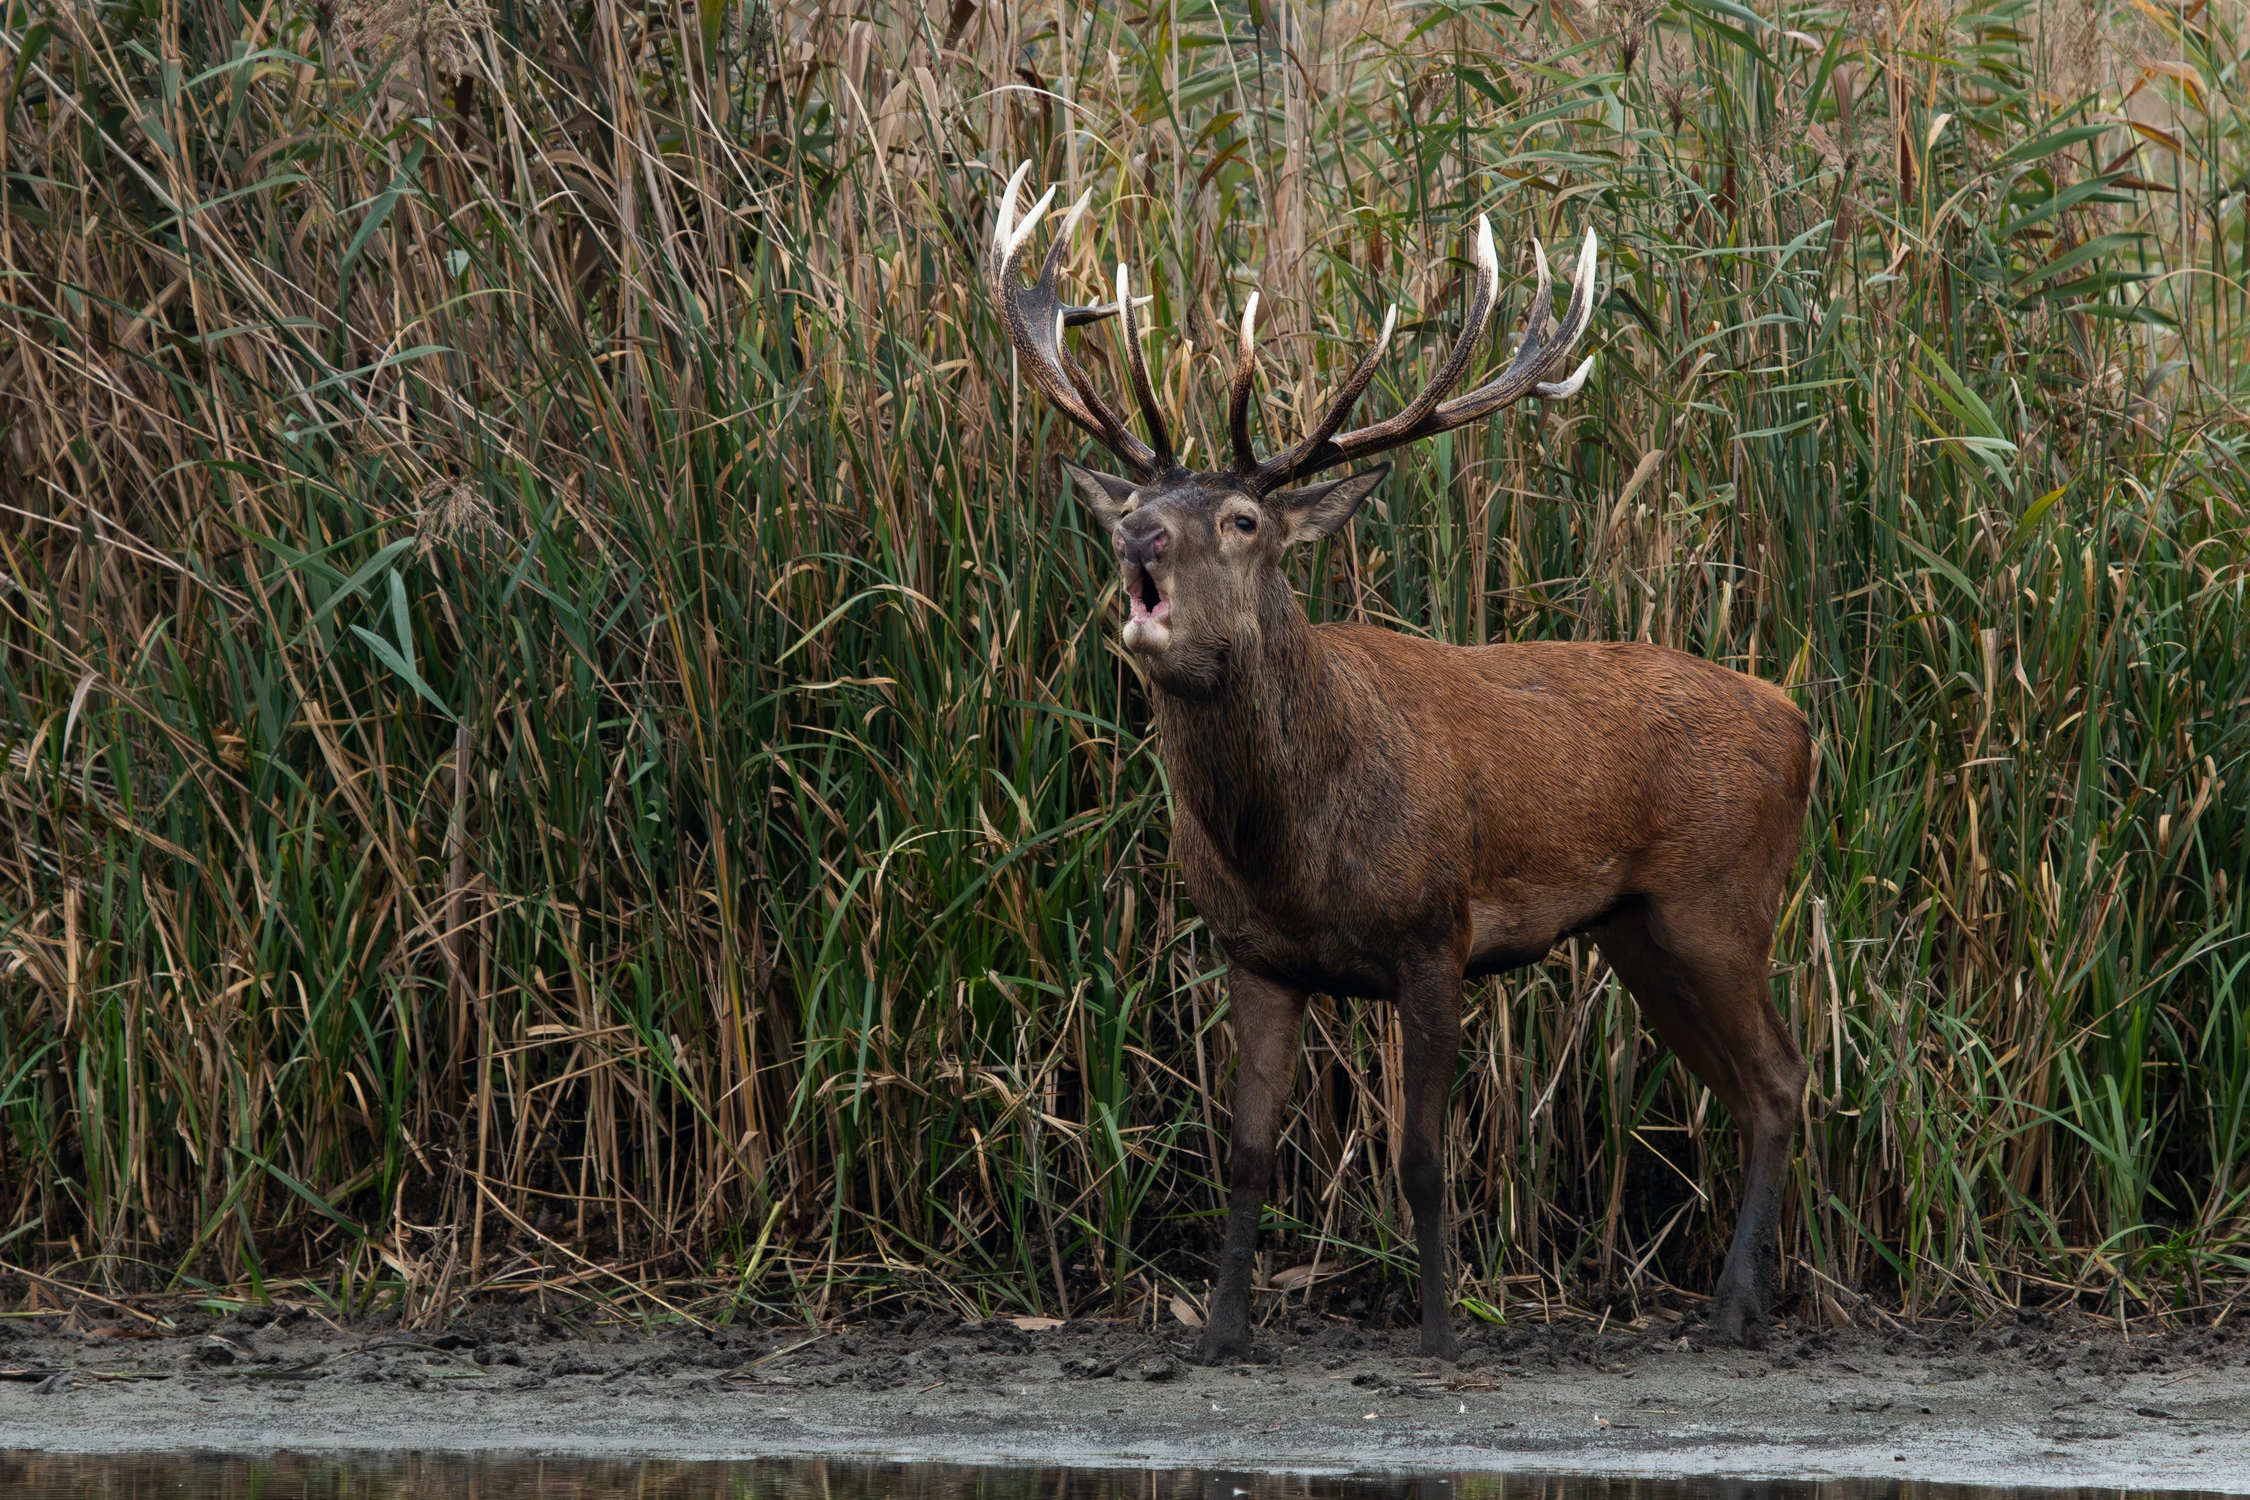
[985,165,1811,1359]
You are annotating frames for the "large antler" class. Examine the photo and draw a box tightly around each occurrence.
[1239,216,1600,490]
[987,162,1179,482]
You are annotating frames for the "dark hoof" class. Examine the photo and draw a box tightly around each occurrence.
[1420,1325,1461,1362]
[1709,1291,1765,1349]
[1195,1331,1251,1366]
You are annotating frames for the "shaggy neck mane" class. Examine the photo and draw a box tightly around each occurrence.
[1148,573,1346,867]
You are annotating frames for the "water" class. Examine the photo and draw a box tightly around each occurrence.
[0,1454,2228,1500]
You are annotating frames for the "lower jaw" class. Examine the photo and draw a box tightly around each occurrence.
[1122,619,1171,654]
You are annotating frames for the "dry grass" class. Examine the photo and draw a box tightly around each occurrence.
[0,0,2245,1328]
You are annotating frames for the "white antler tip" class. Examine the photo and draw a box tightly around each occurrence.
[1009,185,1058,257]
[1116,264,1142,332]
[1058,188,1095,241]
[996,160,1032,247]
[1533,238,1551,281]
[1240,291,1260,351]
[1474,215,1499,277]
[1378,303,1398,346]
[1537,354,1596,400]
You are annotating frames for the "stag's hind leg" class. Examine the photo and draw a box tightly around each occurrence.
[1397,962,1465,1360]
[1592,900,1807,1348]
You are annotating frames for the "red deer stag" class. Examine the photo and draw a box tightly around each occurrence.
[986,164,1811,1359]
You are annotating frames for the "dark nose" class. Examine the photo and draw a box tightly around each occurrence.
[1116,512,1170,568]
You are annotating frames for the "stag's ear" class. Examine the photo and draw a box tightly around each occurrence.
[1060,459,1138,534]
[1272,464,1391,545]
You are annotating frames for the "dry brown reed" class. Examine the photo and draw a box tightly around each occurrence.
[0,0,2244,1329]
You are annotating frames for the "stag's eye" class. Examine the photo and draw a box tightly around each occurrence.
[1231,515,1257,535]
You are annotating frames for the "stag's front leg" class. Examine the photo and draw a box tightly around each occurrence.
[1198,969,1307,1364]
[1398,965,1464,1360]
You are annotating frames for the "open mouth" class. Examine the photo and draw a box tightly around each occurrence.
[1126,564,1171,627]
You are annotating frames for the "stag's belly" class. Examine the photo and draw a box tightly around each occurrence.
[1179,831,1608,998]
[1464,872,1631,977]
[1169,758,1636,995]
[1200,890,1614,995]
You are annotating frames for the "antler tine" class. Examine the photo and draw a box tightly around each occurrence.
[1308,216,1502,462]
[1251,217,1501,487]
[1257,220,1601,483]
[1425,224,1602,430]
[1043,190,1142,456]
[1530,355,1597,401]
[1250,303,1396,489]
[1053,189,1142,328]
[1114,264,1176,471]
[1524,239,1559,347]
[985,164,1160,478]
[992,160,1027,259]
[991,161,1056,278]
[1228,292,1261,476]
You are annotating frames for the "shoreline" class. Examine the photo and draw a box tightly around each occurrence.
[4,1305,2245,1490]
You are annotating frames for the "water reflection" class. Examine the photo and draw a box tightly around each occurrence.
[0,1454,2222,1500]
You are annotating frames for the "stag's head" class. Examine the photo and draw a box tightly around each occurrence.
[986,164,1599,690]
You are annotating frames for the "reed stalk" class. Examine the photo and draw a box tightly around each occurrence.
[0,0,2243,1323]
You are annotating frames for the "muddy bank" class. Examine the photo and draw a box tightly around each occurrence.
[3,1302,2246,1489]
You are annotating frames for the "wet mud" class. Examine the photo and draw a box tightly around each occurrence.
[3,1301,2246,1489]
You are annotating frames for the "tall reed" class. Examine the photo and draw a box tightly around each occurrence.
[0,0,2244,1324]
